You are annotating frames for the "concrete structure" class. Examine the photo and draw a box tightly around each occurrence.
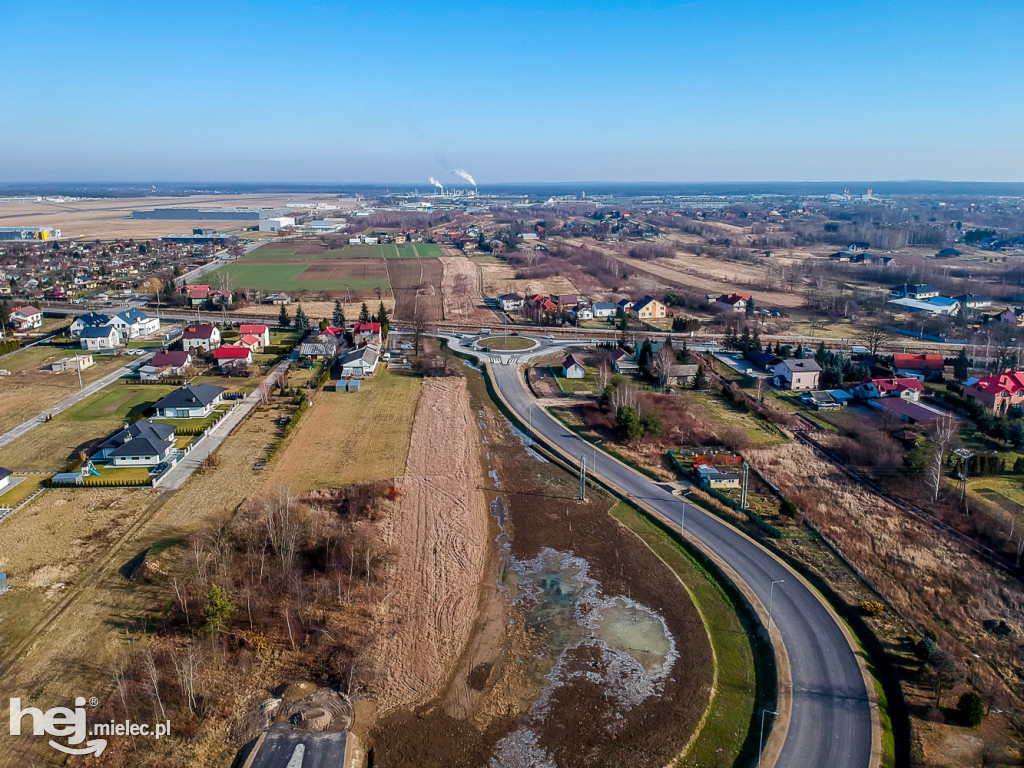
[772,358,821,390]
[154,383,225,419]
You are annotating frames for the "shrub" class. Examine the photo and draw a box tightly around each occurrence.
[957,691,984,728]
[779,499,799,518]
[915,636,937,661]
[860,601,885,617]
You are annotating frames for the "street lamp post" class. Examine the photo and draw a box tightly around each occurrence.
[758,709,779,768]
[679,489,691,536]
[768,579,785,633]
[593,439,601,477]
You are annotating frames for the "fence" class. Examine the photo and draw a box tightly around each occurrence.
[547,365,568,395]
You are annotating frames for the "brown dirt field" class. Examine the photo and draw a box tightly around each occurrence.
[479,262,580,300]
[265,369,423,492]
[389,257,443,324]
[438,255,493,322]
[295,259,389,282]
[368,378,490,711]
[0,401,290,767]
[370,367,714,768]
[746,442,1024,689]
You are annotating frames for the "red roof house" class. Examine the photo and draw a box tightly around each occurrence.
[212,345,252,368]
[893,353,945,380]
[963,369,1024,414]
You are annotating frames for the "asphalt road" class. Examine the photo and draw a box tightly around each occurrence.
[450,333,875,768]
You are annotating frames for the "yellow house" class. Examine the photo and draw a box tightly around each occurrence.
[632,295,666,319]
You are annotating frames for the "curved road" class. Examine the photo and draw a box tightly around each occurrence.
[444,333,875,768]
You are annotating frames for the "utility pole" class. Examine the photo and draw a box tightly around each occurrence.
[75,355,84,390]
[741,460,749,510]
[579,454,587,501]
[953,448,973,516]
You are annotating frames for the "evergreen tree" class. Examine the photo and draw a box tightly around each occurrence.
[358,302,371,323]
[739,326,752,353]
[795,343,804,359]
[693,365,707,391]
[676,340,691,364]
[332,299,346,327]
[953,348,970,381]
[294,305,311,332]
[752,330,762,352]
[814,341,829,366]
[277,304,291,328]
[724,325,738,349]
[376,301,390,338]
[745,296,756,316]
[637,339,654,372]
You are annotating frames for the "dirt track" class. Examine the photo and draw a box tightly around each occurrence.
[439,256,492,322]
[369,378,490,710]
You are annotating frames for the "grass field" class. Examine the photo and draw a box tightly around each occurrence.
[244,243,435,261]
[480,336,536,351]
[265,367,423,491]
[202,262,391,292]
[0,475,45,508]
[693,393,787,446]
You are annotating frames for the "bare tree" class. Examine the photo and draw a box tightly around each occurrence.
[650,345,675,388]
[861,322,895,357]
[926,413,960,502]
[141,647,166,720]
[595,361,611,393]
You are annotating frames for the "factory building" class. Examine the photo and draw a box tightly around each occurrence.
[131,207,290,221]
[258,216,296,232]
[0,226,61,241]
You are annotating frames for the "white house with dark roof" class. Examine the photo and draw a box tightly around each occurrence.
[94,420,177,467]
[80,325,121,350]
[181,324,221,353]
[561,354,585,379]
[108,307,159,339]
[70,311,110,337]
[772,358,821,390]
[339,346,379,377]
[154,383,225,419]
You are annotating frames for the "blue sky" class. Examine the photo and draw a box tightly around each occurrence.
[2,0,1022,183]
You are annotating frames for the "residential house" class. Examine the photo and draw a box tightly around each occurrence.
[746,350,782,371]
[80,325,121,351]
[299,338,338,361]
[631,295,666,320]
[0,466,11,494]
[94,420,176,467]
[695,464,741,489]
[8,306,42,331]
[498,293,525,312]
[716,293,750,313]
[108,308,159,339]
[998,308,1024,327]
[181,324,221,353]
[561,354,585,379]
[339,345,379,377]
[889,283,939,300]
[238,323,271,347]
[352,322,382,346]
[610,348,639,375]
[238,333,263,351]
[616,299,634,315]
[592,302,617,319]
[69,311,110,337]
[154,383,225,419]
[799,390,847,410]
[878,398,946,426]
[265,293,291,305]
[183,285,232,307]
[668,364,699,386]
[893,353,945,381]
[888,296,961,315]
[851,377,924,402]
[963,370,1024,414]
[847,242,870,252]
[212,345,252,369]
[772,358,821,390]
[571,306,594,322]
[935,248,961,259]
[140,350,192,381]
[553,294,579,308]
[956,294,990,310]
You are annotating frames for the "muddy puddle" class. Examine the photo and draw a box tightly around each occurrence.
[492,548,677,767]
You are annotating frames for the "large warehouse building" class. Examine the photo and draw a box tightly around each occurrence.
[131,207,291,221]
[0,226,61,241]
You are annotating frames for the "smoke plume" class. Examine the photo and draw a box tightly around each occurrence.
[429,177,443,190]
[452,168,477,187]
